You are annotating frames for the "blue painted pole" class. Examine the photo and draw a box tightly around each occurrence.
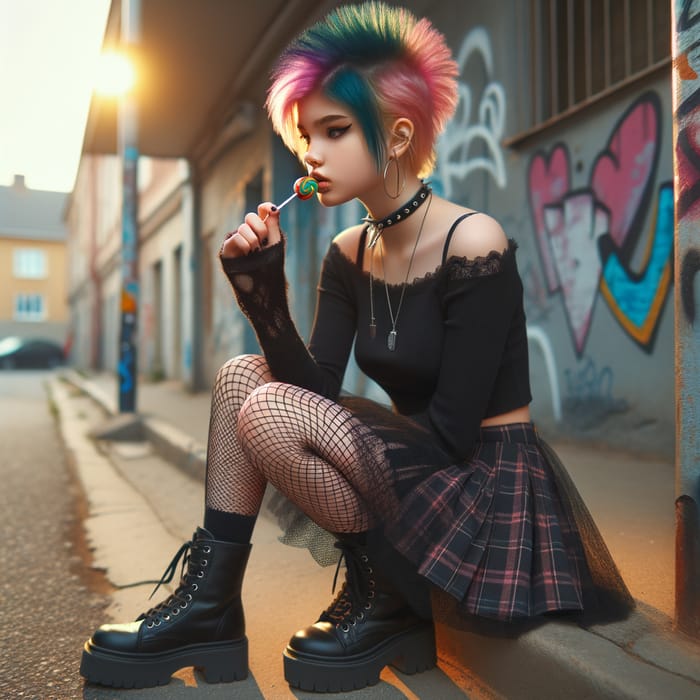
[672,0,700,638]
[118,0,141,413]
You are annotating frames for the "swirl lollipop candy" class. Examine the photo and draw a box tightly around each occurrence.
[293,176,319,200]
[271,176,319,213]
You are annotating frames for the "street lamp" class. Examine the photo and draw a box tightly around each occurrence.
[95,1,141,413]
[95,51,135,98]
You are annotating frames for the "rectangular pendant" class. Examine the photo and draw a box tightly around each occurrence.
[369,322,376,340]
[387,330,397,351]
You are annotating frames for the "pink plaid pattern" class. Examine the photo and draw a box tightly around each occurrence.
[385,424,585,620]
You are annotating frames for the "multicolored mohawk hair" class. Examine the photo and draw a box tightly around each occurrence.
[266,1,458,177]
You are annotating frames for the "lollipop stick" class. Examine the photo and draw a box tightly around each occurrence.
[262,192,297,223]
[262,177,318,222]
[275,191,299,211]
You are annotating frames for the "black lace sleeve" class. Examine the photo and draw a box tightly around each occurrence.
[219,239,354,398]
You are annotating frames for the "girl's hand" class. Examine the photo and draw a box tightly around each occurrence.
[220,203,282,258]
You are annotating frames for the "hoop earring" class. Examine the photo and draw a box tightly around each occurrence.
[383,152,406,199]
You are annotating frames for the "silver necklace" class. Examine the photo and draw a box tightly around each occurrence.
[369,193,432,351]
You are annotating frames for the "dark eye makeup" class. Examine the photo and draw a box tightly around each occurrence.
[328,124,351,138]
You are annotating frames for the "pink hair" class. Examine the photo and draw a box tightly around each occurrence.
[266,2,458,176]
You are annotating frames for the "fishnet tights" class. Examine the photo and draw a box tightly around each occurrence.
[205,354,375,532]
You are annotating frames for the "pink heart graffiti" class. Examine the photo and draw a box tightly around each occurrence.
[528,145,570,292]
[527,95,660,355]
[589,99,658,247]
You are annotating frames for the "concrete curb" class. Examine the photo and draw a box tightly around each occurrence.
[62,370,208,481]
[59,370,700,699]
[49,378,183,622]
[438,612,700,700]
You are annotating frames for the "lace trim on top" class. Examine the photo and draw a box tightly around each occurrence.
[333,238,517,290]
[443,240,517,281]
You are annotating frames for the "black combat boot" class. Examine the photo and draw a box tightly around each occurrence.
[80,527,251,689]
[283,538,436,692]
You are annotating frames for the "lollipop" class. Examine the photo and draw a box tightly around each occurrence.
[273,176,319,211]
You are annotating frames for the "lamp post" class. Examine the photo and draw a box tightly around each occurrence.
[117,0,141,413]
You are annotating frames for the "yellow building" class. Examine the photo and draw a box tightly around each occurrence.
[0,175,69,346]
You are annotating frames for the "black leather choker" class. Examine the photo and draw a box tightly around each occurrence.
[363,182,432,248]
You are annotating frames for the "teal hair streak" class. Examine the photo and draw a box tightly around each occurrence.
[274,3,411,168]
[319,3,405,65]
[324,66,386,171]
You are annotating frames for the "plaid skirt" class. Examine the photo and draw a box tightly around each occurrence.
[383,423,585,620]
[268,397,634,625]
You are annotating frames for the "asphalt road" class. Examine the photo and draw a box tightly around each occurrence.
[0,371,110,699]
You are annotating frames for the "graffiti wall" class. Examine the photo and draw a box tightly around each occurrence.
[435,12,675,457]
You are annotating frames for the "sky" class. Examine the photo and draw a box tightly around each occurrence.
[0,0,111,193]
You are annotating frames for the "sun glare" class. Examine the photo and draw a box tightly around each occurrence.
[95,51,136,96]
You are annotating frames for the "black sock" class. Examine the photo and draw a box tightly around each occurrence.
[204,507,256,544]
[333,531,368,546]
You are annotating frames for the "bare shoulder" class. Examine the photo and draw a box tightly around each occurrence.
[445,208,509,260]
[332,224,365,260]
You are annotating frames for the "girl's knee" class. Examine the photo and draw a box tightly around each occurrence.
[215,354,267,385]
[239,382,284,419]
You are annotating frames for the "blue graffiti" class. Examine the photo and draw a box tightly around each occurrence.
[601,182,674,343]
[118,345,134,394]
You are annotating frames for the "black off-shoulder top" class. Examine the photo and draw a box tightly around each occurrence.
[220,214,531,460]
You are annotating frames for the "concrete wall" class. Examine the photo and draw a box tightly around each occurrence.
[68,0,675,459]
[425,3,674,457]
[198,0,675,458]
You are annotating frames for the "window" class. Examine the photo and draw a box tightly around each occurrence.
[14,294,46,321]
[13,248,47,279]
[526,0,670,131]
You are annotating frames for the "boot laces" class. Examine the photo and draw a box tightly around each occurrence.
[137,537,211,627]
[319,541,375,630]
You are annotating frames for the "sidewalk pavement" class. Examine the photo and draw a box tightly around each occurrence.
[53,369,700,699]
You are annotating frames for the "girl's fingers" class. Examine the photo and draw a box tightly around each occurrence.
[258,203,281,247]
[220,204,281,258]
[220,226,261,258]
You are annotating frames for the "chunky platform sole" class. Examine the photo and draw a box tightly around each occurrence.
[80,637,248,689]
[283,622,436,693]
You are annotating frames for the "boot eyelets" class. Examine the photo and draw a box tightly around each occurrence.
[146,621,154,629]
[340,623,350,632]
[357,611,365,620]
[203,546,211,553]
[197,571,205,578]
[185,593,193,601]
[180,601,188,609]
[163,614,170,621]
[172,608,180,615]
[368,590,375,599]
[191,583,199,591]
[154,619,162,627]
[364,602,372,610]
[201,559,208,566]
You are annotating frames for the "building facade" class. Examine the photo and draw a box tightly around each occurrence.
[65,156,191,379]
[0,175,69,345]
[68,0,676,459]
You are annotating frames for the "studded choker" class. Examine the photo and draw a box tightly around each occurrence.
[363,182,432,249]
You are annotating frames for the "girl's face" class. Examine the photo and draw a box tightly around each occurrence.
[295,89,382,207]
